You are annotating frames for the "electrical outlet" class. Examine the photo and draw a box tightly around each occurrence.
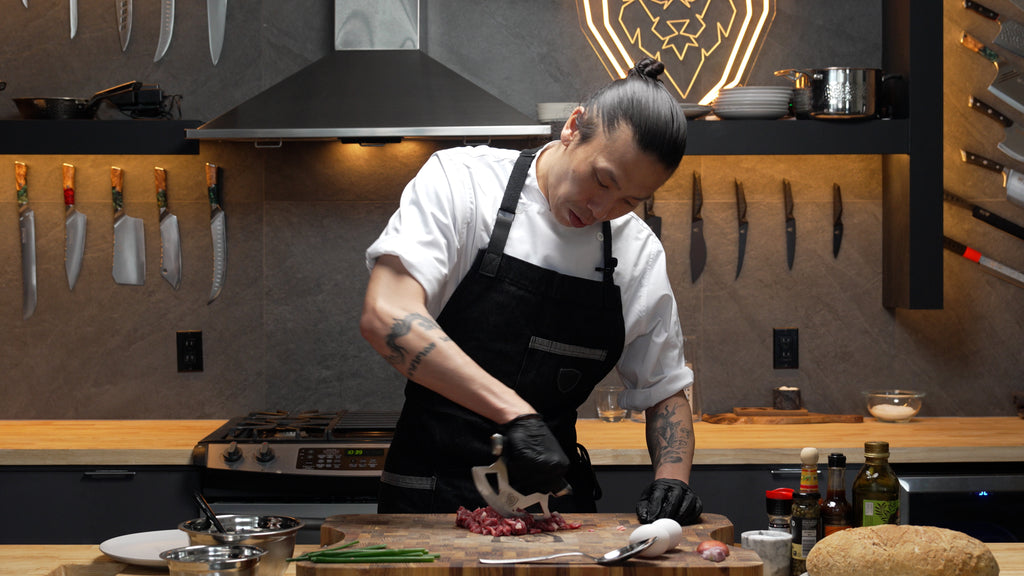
[177,331,204,372]
[773,328,799,369]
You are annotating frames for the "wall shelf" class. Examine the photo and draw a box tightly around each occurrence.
[0,120,202,155]
[685,118,909,156]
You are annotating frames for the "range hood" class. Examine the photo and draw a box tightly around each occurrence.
[185,49,550,142]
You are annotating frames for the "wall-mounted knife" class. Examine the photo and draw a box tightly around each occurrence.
[63,163,86,291]
[15,162,36,320]
[70,0,77,38]
[735,179,747,279]
[943,190,1024,242]
[111,166,146,285]
[643,195,661,239]
[207,163,227,303]
[156,167,182,290]
[960,149,1024,205]
[154,0,174,62]
[783,179,796,270]
[964,0,1024,59]
[968,95,1024,163]
[690,171,706,283]
[208,0,227,65]
[944,235,1024,289]
[961,31,1024,115]
[116,0,132,52]
[833,183,843,259]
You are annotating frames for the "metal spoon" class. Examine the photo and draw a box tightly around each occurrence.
[192,490,227,533]
[479,536,656,565]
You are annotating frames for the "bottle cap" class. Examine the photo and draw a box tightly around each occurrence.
[794,490,820,502]
[828,452,846,467]
[766,487,794,500]
[864,441,890,458]
[766,488,794,515]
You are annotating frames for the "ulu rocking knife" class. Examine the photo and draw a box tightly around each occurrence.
[16,162,36,320]
[111,166,146,285]
[207,163,227,303]
[944,190,1024,242]
[156,167,182,290]
[783,179,796,270]
[944,236,1024,289]
[833,183,844,258]
[63,163,87,291]
[207,0,227,65]
[471,434,567,519]
[154,0,174,62]
[968,95,1024,163]
[964,0,1024,59]
[961,32,1024,115]
[690,171,706,283]
[735,179,748,279]
[116,0,132,52]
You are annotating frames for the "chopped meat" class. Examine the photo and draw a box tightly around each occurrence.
[455,506,583,536]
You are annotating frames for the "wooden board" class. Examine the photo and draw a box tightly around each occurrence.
[300,513,762,575]
[732,407,809,417]
[702,412,863,425]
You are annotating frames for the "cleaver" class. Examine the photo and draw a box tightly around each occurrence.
[155,167,182,290]
[964,0,1024,58]
[111,166,145,285]
[968,95,1024,163]
[63,163,86,291]
[961,32,1024,115]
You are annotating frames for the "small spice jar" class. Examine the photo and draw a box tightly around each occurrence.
[766,487,794,533]
[790,491,821,576]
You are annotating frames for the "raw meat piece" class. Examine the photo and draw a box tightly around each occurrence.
[455,506,582,536]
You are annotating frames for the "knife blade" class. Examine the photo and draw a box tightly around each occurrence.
[69,0,77,38]
[944,235,1024,289]
[961,32,1024,115]
[154,0,174,62]
[960,148,1024,188]
[207,0,227,65]
[15,162,36,320]
[735,179,748,279]
[63,163,86,291]
[470,434,566,519]
[783,179,796,270]
[833,183,844,259]
[964,0,1024,59]
[643,195,661,239]
[116,0,132,52]
[111,166,146,286]
[207,163,227,303]
[22,0,27,7]
[690,171,706,283]
[156,167,182,290]
[944,190,1024,242]
[968,95,1024,163]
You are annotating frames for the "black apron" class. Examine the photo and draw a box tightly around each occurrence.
[378,148,625,513]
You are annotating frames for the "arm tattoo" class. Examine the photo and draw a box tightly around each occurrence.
[383,313,451,374]
[648,402,691,467]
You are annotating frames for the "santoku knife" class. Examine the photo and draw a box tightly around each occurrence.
[961,31,1024,115]
[207,163,227,303]
[944,190,1024,242]
[944,235,1024,289]
[735,179,748,279]
[63,163,86,291]
[783,179,796,270]
[154,0,174,62]
[15,162,36,320]
[70,0,77,38]
[117,0,132,52]
[207,0,227,65]
[690,171,706,283]
[156,167,182,290]
[964,0,1024,59]
[968,95,1024,163]
[833,183,843,258]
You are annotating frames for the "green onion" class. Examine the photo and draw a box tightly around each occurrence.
[287,540,439,563]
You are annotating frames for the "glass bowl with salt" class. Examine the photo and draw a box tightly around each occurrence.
[864,390,925,423]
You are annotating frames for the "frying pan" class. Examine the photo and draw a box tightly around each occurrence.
[12,81,144,120]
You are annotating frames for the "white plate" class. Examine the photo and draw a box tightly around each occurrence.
[714,107,790,119]
[99,529,190,567]
[680,103,713,119]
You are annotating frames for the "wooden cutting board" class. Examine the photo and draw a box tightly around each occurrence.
[703,407,863,425]
[299,513,762,575]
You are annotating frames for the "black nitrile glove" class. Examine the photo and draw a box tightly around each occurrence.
[500,414,570,496]
[636,478,704,525]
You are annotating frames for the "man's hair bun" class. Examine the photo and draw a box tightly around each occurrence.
[633,57,665,81]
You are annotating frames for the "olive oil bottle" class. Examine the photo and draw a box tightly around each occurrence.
[852,441,900,526]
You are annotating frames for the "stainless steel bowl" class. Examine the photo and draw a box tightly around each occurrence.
[160,545,266,576]
[179,515,303,576]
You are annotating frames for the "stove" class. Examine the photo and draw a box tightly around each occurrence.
[193,410,399,477]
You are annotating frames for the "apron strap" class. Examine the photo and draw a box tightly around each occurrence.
[480,147,541,277]
[595,221,617,284]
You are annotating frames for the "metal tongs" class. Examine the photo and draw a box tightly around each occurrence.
[470,433,568,519]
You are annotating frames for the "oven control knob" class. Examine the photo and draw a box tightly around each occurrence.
[223,441,243,463]
[255,442,275,463]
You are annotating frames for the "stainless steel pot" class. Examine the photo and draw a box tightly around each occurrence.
[775,68,882,119]
[179,515,303,576]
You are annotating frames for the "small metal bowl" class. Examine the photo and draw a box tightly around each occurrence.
[160,545,266,576]
[179,515,303,576]
[864,389,925,422]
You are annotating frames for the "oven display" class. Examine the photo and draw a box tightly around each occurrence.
[296,447,387,471]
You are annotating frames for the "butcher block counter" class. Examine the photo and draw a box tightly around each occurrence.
[1,417,1022,465]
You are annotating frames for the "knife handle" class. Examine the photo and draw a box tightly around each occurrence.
[692,171,703,219]
[833,183,843,222]
[783,179,794,217]
[969,95,1013,127]
[63,163,76,205]
[943,236,969,256]
[206,162,221,208]
[15,162,27,206]
[735,180,747,219]
[961,31,1000,63]
[964,0,1000,21]
[111,166,124,212]
[961,149,1006,173]
[155,167,168,209]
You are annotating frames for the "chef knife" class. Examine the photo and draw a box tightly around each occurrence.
[961,32,1024,115]
[944,235,1024,289]
[690,171,706,283]
[63,163,86,291]
[964,0,1024,59]
[960,149,1024,192]
[154,0,174,62]
[944,190,1024,242]
[116,0,131,52]
[15,162,36,320]
[156,167,182,290]
[783,179,796,270]
[968,95,1024,163]
[111,166,145,285]
[833,183,844,259]
[207,163,227,303]
[69,0,77,38]
[735,179,748,279]
[207,0,227,65]
[643,195,661,239]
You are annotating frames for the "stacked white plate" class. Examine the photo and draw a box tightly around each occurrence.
[713,86,793,119]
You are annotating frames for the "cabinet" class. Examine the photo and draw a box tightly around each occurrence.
[0,120,202,155]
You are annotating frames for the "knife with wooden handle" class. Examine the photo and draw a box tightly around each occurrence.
[207,163,227,303]
[156,167,182,290]
[968,95,1024,163]
[735,179,748,279]
[690,171,706,283]
[783,179,796,270]
[111,166,146,285]
[16,162,36,319]
[63,163,86,291]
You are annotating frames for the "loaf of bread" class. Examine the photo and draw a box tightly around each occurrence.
[806,524,999,576]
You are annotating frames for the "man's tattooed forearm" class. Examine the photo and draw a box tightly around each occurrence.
[407,342,435,378]
[383,312,451,367]
[649,403,691,467]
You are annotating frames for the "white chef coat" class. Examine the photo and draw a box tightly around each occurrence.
[365,144,692,411]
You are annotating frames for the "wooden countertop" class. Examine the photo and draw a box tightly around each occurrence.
[0,417,1021,466]
[3,543,1022,576]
